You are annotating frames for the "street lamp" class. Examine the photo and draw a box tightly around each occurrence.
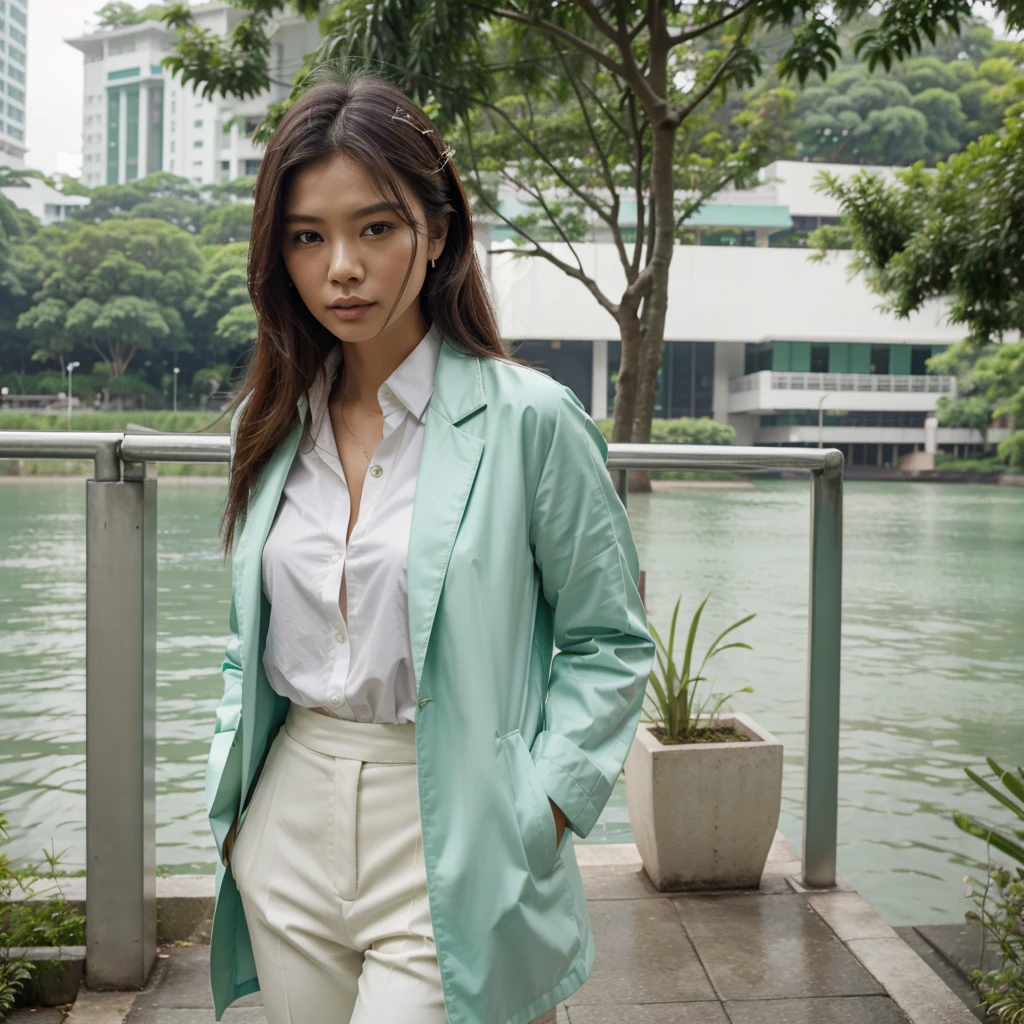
[817,392,831,449]
[173,367,180,414]
[66,362,81,430]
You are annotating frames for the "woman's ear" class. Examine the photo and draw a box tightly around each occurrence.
[428,216,450,263]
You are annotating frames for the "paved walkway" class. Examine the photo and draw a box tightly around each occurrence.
[65,835,980,1024]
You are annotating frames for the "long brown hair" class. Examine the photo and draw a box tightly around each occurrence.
[222,68,516,551]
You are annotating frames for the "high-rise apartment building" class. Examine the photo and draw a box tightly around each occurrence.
[66,1,319,188]
[0,0,28,166]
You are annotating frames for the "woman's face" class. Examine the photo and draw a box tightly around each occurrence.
[281,153,446,348]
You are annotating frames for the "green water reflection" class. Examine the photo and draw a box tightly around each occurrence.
[0,478,1021,926]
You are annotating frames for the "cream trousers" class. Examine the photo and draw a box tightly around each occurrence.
[231,701,447,1024]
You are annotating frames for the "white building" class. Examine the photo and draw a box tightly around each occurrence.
[0,0,28,165]
[0,174,90,224]
[492,161,1005,468]
[65,2,319,188]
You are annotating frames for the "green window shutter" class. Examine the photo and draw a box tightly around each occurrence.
[850,345,871,373]
[790,342,811,372]
[890,346,911,375]
[107,88,120,184]
[830,343,850,373]
[125,84,140,181]
[772,341,791,371]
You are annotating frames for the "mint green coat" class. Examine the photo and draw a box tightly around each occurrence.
[205,334,654,1023]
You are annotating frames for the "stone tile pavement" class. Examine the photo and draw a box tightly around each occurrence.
[64,835,980,1024]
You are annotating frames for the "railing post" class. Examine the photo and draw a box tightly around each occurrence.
[85,461,157,989]
[802,451,844,888]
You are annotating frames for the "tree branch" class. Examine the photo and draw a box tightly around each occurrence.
[553,46,635,280]
[459,115,618,318]
[672,17,754,125]
[668,0,760,47]
[472,3,628,80]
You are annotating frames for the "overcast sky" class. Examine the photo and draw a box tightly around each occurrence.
[23,0,1021,177]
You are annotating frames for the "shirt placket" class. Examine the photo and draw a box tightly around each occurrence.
[317,393,406,717]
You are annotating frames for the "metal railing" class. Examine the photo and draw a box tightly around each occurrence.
[0,430,843,990]
[729,369,956,395]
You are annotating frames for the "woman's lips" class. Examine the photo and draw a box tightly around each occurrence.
[331,303,376,320]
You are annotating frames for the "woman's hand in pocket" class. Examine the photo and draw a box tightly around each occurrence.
[222,816,238,867]
[548,798,567,847]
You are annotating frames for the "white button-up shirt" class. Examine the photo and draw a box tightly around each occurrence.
[260,323,443,723]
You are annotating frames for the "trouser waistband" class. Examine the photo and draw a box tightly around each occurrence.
[283,701,417,763]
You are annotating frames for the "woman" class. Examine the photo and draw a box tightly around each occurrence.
[205,69,655,1024]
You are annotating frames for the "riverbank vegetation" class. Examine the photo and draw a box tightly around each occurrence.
[955,760,1024,1021]
[0,812,84,1016]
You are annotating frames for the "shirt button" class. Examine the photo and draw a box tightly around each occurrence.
[329,694,340,705]
[330,553,340,564]
[369,465,383,478]
[335,631,344,642]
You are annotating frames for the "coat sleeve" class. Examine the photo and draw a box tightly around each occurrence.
[527,385,655,839]
[204,400,246,864]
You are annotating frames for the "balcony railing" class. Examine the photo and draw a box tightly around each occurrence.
[0,430,843,991]
[729,370,956,395]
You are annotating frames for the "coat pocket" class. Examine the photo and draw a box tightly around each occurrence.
[499,729,559,879]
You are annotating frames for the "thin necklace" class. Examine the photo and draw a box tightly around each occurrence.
[338,366,372,464]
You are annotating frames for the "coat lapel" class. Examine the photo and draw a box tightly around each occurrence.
[234,404,305,789]
[233,334,486,776]
[408,335,487,689]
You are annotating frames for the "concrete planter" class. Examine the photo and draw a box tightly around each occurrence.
[9,946,86,1007]
[625,713,783,891]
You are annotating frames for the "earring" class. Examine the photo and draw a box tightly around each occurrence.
[430,259,436,269]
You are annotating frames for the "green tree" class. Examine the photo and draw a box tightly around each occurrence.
[812,105,1024,467]
[16,298,74,373]
[95,2,168,27]
[192,241,255,374]
[199,203,253,245]
[717,20,1024,167]
[159,0,1013,478]
[20,219,203,396]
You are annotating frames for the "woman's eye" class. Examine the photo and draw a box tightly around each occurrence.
[294,230,320,244]
[363,222,391,237]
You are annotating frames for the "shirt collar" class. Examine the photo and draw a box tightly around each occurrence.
[306,322,443,430]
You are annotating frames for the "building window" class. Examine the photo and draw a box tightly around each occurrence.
[869,346,890,375]
[8,67,23,85]
[220,160,229,171]
[243,117,261,135]
[6,103,22,123]
[194,139,203,148]
[194,118,203,128]
[9,44,24,66]
[8,85,22,103]
[810,345,830,373]
[9,4,24,24]
[910,347,933,375]
[244,158,262,175]
[8,125,21,140]
[9,25,24,46]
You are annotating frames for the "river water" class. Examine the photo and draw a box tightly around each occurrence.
[0,477,1021,926]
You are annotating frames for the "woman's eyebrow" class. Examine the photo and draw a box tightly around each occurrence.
[282,202,400,226]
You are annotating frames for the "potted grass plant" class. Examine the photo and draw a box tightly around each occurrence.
[625,592,784,891]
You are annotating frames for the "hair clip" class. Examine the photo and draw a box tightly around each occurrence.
[391,105,456,172]
[391,105,435,137]
[437,144,456,172]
